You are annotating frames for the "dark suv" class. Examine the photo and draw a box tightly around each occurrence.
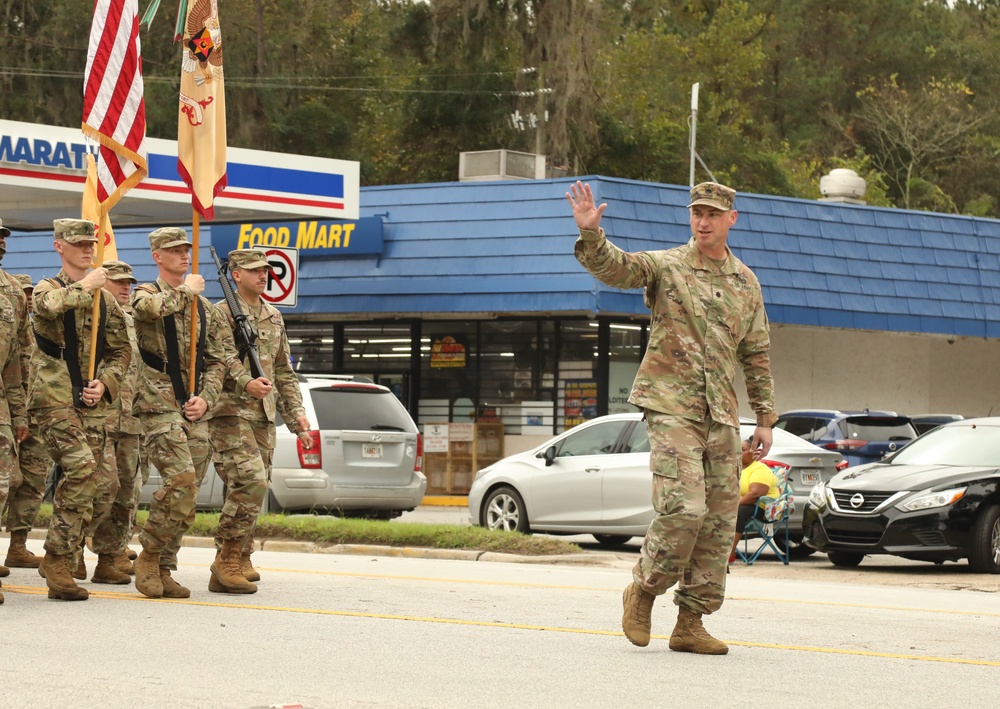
[775,409,917,468]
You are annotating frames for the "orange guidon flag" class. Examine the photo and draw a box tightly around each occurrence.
[177,0,227,220]
[83,153,118,261]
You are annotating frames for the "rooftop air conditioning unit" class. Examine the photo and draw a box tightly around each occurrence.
[819,168,867,205]
[459,149,546,181]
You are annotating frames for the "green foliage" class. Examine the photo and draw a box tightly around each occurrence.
[7,0,1000,210]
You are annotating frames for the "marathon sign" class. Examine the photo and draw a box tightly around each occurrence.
[211,217,384,257]
[0,119,360,228]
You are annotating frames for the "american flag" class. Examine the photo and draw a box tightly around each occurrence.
[82,0,148,211]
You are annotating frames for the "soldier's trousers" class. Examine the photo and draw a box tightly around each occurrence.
[210,416,273,546]
[4,421,51,533]
[35,408,118,557]
[633,411,740,615]
[91,432,141,555]
[0,425,14,521]
[138,414,211,570]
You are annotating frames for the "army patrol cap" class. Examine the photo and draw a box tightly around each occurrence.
[54,218,98,243]
[148,226,191,251]
[13,274,33,290]
[687,182,736,211]
[0,217,10,238]
[228,248,273,271]
[104,260,137,283]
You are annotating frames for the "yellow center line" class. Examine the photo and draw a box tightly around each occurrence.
[5,583,998,667]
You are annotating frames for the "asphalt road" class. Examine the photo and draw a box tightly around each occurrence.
[2,544,998,709]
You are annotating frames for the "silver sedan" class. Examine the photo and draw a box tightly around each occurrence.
[468,413,844,552]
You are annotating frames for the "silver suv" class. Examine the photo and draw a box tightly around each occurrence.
[140,376,427,518]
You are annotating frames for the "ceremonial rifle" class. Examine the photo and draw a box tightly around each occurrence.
[209,246,265,379]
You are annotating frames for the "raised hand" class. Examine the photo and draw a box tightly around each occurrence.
[565,180,608,231]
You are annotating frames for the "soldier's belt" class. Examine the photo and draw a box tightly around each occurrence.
[138,347,171,373]
[34,333,67,360]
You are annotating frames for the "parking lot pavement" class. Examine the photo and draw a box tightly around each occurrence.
[2,546,998,708]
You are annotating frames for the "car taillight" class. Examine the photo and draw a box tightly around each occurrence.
[835,460,849,471]
[298,431,321,468]
[823,440,868,451]
[414,433,423,473]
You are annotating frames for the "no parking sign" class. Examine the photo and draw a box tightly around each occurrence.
[262,246,299,307]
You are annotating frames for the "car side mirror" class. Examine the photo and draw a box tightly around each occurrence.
[543,445,557,467]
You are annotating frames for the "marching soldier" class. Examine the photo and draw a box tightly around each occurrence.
[89,261,142,583]
[0,220,29,604]
[31,219,131,601]
[131,227,231,599]
[208,249,310,594]
[3,274,51,573]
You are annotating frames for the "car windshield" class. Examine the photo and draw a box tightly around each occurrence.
[841,417,916,442]
[889,423,1000,467]
[310,387,415,432]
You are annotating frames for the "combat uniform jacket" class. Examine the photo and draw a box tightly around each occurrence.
[28,269,131,413]
[0,283,25,431]
[107,306,142,437]
[0,268,31,391]
[130,276,229,414]
[575,230,777,429]
[211,295,305,428]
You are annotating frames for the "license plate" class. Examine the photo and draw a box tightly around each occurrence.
[800,469,821,485]
[362,443,383,459]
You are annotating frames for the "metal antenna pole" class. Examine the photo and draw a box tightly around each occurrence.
[689,82,699,187]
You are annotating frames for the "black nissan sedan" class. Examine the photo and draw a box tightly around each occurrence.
[802,417,1000,573]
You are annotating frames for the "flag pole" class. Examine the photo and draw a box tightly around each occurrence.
[88,208,110,381]
[189,208,200,396]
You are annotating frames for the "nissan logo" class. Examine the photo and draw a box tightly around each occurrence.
[850,493,865,509]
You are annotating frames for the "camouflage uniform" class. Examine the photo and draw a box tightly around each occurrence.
[209,250,306,551]
[4,275,53,551]
[29,221,131,565]
[90,262,142,559]
[132,228,230,577]
[0,266,27,570]
[574,182,776,616]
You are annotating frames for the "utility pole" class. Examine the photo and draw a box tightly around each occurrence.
[534,64,545,156]
[689,82,699,187]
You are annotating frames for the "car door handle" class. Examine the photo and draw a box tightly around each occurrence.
[585,467,601,473]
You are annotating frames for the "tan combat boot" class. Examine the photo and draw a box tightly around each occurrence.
[92,554,131,584]
[622,582,656,647]
[209,539,257,594]
[669,607,729,655]
[40,552,89,601]
[71,547,87,580]
[0,561,8,577]
[133,550,163,598]
[1,577,4,604]
[5,530,42,568]
[159,567,191,599]
[114,549,134,575]
[241,552,261,582]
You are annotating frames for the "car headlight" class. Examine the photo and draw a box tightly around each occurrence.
[896,487,967,512]
[808,482,827,509]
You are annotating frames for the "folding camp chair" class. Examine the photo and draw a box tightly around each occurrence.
[736,464,795,565]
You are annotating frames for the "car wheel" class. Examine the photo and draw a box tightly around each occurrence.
[967,504,1000,574]
[827,551,864,568]
[592,534,633,546]
[482,486,529,534]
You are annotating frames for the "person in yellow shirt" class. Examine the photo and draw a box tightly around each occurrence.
[729,437,781,563]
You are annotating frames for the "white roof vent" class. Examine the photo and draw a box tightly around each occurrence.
[819,168,867,205]
[459,150,546,181]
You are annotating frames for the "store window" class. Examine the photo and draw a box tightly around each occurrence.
[480,320,555,435]
[419,321,477,425]
[558,320,599,430]
[343,323,415,407]
[607,321,643,415]
[286,323,335,373]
